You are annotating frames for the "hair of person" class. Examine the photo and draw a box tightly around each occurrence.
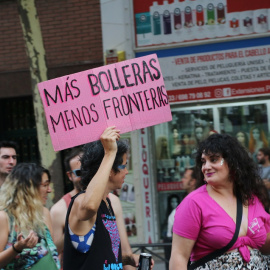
[195,133,267,207]
[64,147,83,172]
[258,147,270,158]
[0,140,18,152]
[156,135,170,160]
[0,163,50,234]
[80,139,130,190]
[249,127,269,153]
[235,131,249,148]
[186,167,197,181]
[166,194,180,218]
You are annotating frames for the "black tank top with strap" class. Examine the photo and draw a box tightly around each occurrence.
[63,191,123,270]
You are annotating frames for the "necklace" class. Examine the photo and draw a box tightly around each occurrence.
[104,198,113,217]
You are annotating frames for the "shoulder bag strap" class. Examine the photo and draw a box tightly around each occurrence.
[188,195,243,270]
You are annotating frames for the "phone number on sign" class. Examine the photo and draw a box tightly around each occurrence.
[168,91,211,102]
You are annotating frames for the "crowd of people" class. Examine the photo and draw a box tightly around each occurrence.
[0,127,154,270]
[1,127,270,269]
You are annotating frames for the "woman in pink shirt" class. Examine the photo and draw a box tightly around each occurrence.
[170,133,270,270]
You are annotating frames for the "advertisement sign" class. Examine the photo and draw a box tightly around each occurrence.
[38,54,172,151]
[139,128,156,243]
[136,36,270,103]
[133,0,270,47]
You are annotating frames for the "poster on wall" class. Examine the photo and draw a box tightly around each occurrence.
[136,36,270,103]
[133,0,270,47]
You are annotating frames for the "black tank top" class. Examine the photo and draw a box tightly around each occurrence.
[63,191,123,270]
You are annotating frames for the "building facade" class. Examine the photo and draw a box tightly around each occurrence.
[101,0,270,244]
[0,0,103,200]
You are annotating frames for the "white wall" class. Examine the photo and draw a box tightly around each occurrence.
[100,0,135,60]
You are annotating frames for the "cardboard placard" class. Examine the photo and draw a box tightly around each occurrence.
[38,54,172,151]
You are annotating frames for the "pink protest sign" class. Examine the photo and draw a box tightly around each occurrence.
[38,54,172,151]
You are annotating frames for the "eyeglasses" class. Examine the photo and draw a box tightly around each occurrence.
[117,164,127,170]
[70,169,81,177]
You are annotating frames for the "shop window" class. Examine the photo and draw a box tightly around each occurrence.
[154,102,270,240]
[219,104,269,162]
[154,108,214,238]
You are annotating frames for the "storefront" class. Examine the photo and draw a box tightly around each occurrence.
[152,100,270,238]
[101,0,270,243]
[133,0,270,242]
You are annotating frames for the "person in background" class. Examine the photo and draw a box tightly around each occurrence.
[164,168,197,270]
[0,163,60,269]
[51,147,141,270]
[236,131,249,149]
[257,148,270,195]
[170,133,270,270]
[50,147,83,268]
[0,141,17,187]
[181,168,197,195]
[63,127,153,270]
[249,127,268,156]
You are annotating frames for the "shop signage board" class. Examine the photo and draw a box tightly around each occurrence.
[133,0,270,47]
[38,54,172,151]
[136,36,270,103]
[139,128,156,243]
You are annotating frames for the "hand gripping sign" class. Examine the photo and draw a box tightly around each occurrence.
[38,54,172,151]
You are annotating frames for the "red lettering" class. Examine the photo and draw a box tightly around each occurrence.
[141,128,145,134]
[146,206,151,217]
[142,149,147,162]
[145,191,149,203]
[142,164,148,175]
[141,137,146,148]
[143,177,149,188]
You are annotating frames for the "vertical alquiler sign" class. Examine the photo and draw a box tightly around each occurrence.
[139,128,155,243]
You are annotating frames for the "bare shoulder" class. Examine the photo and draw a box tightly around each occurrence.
[108,193,122,216]
[50,198,67,216]
[0,211,8,224]
[43,206,51,219]
[108,193,121,205]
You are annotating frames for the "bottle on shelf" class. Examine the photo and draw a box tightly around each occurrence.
[162,0,173,43]
[150,1,163,45]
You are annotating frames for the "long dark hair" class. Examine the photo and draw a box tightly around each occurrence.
[195,133,268,207]
[166,194,180,218]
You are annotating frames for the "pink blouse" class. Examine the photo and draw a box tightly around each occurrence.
[173,185,270,262]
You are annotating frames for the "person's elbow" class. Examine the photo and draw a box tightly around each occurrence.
[169,253,188,270]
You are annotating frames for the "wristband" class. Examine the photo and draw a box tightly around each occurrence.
[12,243,22,253]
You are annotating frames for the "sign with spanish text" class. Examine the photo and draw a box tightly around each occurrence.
[38,54,172,151]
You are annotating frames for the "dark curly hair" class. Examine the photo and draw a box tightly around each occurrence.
[195,133,268,207]
[80,139,130,190]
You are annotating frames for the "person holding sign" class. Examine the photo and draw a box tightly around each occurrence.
[170,133,270,270]
[63,127,152,270]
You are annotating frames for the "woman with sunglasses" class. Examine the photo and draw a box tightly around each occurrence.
[0,163,60,269]
[63,127,151,270]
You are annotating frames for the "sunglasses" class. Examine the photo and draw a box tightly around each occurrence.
[117,164,127,170]
[70,169,81,177]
